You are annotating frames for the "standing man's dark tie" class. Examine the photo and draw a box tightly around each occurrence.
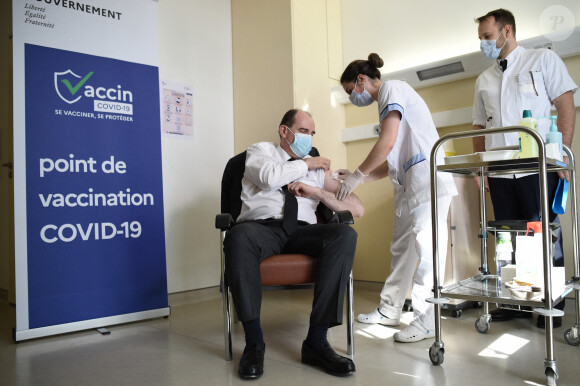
[499,59,507,72]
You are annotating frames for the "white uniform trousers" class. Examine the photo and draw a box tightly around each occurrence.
[378,196,452,330]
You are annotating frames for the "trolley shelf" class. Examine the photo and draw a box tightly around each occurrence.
[437,156,570,176]
[440,274,576,307]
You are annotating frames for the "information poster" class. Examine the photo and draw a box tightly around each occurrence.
[13,0,169,341]
[161,80,194,139]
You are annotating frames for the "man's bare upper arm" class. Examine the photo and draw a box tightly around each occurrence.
[323,170,341,193]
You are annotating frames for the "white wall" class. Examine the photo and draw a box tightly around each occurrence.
[158,0,234,293]
[341,0,580,72]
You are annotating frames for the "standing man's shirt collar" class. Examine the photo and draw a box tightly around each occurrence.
[498,45,523,72]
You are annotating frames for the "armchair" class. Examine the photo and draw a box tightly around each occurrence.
[215,148,355,361]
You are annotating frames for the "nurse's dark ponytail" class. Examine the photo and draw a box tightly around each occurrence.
[340,53,384,83]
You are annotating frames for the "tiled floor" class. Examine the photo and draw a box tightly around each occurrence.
[1,283,579,385]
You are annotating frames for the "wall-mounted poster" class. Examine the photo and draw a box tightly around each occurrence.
[161,80,194,139]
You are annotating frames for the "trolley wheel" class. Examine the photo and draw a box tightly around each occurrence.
[451,309,462,318]
[545,367,558,386]
[429,346,444,365]
[473,301,483,308]
[475,318,490,334]
[564,328,580,346]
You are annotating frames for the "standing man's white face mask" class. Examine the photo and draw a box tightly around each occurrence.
[478,17,510,60]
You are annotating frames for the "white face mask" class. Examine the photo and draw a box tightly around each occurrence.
[349,79,374,107]
[480,27,507,60]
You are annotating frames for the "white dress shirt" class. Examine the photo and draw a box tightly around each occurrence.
[237,142,325,224]
[472,46,577,178]
[377,80,458,215]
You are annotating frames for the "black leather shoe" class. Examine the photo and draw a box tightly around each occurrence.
[238,343,265,379]
[301,340,355,377]
[490,307,532,321]
[537,315,563,329]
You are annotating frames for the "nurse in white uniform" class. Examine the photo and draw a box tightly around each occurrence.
[337,53,458,342]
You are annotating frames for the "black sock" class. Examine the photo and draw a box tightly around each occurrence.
[242,317,264,348]
[305,323,329,350]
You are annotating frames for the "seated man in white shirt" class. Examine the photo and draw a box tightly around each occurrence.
[224,109,364,379]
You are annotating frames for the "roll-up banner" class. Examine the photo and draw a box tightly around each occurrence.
[12,0,169,341]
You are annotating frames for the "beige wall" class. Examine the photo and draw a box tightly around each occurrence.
[416,78,477,156]
[557,56,580,281]
[290,0,346,167]
[346,55,580,283]
[232,0,347,166]
[345,139,393,280]
[232,0,294,152]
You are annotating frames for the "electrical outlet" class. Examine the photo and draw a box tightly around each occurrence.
[374,125,380,135]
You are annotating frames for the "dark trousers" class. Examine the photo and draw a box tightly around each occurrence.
[224,221,357,326]
[488,172,563,267]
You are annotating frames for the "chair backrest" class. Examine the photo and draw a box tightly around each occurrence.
[220,146,328,223]
[220,151,247,221]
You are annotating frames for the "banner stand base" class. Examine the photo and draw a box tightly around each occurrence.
[14,307,170,342]
[96,327,110,335]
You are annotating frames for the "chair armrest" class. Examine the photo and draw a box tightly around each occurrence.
[215,213,235,230]
[334,210,354,225]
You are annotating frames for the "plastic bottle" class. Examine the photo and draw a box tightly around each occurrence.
[518,110,539,158]
[541,115,563,161]
[495,231,513,284]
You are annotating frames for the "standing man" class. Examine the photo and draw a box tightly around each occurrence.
[224,109,364,379]
[472,8,577,327]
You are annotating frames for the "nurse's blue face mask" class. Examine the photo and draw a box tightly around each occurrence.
[480,27,506,60]
[349,79,374,107]
[284,127,312,158]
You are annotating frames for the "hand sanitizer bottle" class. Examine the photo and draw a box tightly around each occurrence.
[518,110,539,158]
[542,115,563,161]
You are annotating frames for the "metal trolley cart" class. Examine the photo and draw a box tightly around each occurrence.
[426,126,580,386]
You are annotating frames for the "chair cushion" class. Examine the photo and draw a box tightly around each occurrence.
[260,254,317,286]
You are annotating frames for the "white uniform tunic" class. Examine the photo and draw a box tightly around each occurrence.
[378,80,457,215]
[472,46,577,178]
[375,81,457,330]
